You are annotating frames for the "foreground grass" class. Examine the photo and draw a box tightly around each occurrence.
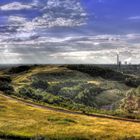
[0,94,140,140]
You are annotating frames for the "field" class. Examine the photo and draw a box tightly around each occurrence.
[0,93,140,140]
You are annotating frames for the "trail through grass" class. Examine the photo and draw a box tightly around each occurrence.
[0,94,140,140]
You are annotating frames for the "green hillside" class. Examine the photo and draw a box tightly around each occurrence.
[0,65,139,119]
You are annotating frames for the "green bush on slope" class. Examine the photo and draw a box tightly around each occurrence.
[120,86,140,114]
[0,76,14,94]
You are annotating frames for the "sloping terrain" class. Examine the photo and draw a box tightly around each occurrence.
[10,65,130,110]
[0,93,140,140]
[0,65,139,118]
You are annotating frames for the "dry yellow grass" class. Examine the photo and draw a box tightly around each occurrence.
[87,80,100,85]
[12,66,68,86]
[0,94,140,140]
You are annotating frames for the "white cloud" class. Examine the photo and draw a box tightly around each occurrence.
[124,57,132,63]
[128,16,140,20]
[5,0,87,35]
[0,2,32,11]
[0,1,139,64]
[32,0,87,28]
[0,46,22,64]
[8,16,27,24]
[0,33,139,64]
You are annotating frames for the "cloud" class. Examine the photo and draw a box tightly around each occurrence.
[8,16,27,24]
[124,57,132,63]
[0,0,139,64]
[0,2,32,11]
[0,0,87,50]
[0,33,139,64]
[30,0,87,28]
[2,0,87,37]
[128,16,140,20]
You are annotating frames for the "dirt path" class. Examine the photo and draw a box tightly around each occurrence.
[1,93,140,123]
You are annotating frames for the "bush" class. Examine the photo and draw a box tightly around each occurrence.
[74,87,102,107]
[19,88,43,101]
[0,76,13,94]
[8,65,31,74]
[31,80,49,90]
[0,76,11,83]
[120,87,140,114]
[125,78,140,88]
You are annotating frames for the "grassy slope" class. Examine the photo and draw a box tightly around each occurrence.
[0,94,140,140]
[11,65,129,109]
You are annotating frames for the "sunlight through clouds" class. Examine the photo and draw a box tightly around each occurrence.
[0,0,139,64]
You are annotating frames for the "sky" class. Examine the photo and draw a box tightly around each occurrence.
[0,0,140,64]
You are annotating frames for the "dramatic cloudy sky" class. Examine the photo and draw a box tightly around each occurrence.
[0,0,140,64]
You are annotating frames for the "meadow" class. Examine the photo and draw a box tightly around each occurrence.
[0,93,140,140]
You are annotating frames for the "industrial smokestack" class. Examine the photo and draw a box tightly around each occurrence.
[116,51,121,70]
[116,51,120,65]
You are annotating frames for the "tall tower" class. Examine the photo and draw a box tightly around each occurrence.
[117,52,119,65]
[117,52,121,70]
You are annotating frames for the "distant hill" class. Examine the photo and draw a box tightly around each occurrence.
[67,65,140,87]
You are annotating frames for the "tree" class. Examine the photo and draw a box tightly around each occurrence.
[31,80,49,90]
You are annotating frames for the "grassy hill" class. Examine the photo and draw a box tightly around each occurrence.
[0,65,140,118]
[0,93,140,140]
[12,66,127,108]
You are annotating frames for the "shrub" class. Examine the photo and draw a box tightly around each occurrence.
[8,65,31,74]
[120,87,140,114]
[31,80,49,90]
[125,78,140,88]
[19,88,43,101]
[0,76,14,94]
[0,76,11,83]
